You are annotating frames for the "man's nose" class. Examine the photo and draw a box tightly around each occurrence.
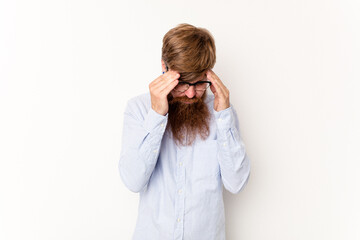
[184,86,196,98]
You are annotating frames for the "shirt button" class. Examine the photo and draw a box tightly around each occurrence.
[223,143,226,146]
[178,189,182,194]
[179,162,183,166]
[153,149,158,153]
[160,123,164,127]
[218,118,222,121]
[177,218,181,222]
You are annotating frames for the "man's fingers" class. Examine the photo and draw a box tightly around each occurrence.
[209,78,222,95]
[214,81,229,99]
[160,79,179,95]
[207,70,229,98]
[150,76,164,86]
[209,83,217,95]
[155,72,180,93]
[150,77,179,97]
[152,71,179,89]
[213,80,226,96]
[206,70,221,93]
[157,76,179,93]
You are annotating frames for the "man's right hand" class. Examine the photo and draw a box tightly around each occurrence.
[149,70,180,116]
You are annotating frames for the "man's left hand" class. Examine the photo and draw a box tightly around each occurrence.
[206,69,230,112]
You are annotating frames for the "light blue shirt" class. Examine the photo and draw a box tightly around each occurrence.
[118,92,251,240]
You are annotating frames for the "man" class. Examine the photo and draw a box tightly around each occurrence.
[118,23,251,240]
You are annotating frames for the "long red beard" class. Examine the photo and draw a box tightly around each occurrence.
[166,92,211,146]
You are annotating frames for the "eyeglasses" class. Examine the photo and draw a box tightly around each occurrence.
[173,80,212,93]
[164,62,211,93]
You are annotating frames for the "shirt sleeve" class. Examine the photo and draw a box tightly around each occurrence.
[214,104,251,194]
[118,99,168,193]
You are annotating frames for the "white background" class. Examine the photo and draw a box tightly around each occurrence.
[1,0,359,239]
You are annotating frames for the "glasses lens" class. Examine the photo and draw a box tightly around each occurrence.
[174,82,210,92]
[195,82,210,91]
[174,82,189,92]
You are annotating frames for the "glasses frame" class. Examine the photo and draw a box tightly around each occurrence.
[173,80,212,93]
[164,62,212,93]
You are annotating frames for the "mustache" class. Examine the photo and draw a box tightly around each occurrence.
[168,96,201,104]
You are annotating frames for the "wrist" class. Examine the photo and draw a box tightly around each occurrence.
[152,105,167,116]
[214,102,230,112]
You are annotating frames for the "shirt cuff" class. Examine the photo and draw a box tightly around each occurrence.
[143,107,168,135]
[213,106,236,131]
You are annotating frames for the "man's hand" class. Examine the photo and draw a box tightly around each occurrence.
[206,69,230,112]
[149,70,180,116]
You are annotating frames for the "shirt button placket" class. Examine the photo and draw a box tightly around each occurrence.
[173,147,186,240]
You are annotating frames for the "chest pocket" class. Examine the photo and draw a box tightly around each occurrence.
[192,140,220,180]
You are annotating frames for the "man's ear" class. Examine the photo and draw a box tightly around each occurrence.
[161,59,167,72]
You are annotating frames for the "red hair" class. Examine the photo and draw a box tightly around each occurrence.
[161,23,216,82]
